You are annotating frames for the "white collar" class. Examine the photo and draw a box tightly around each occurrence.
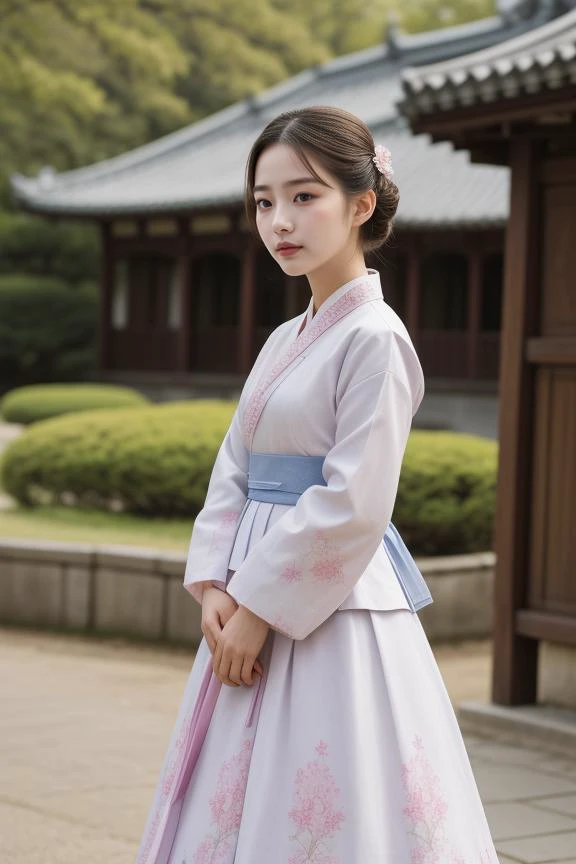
[300,268,380,332]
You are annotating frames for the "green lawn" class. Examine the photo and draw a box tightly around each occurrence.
[0,503,193,551]
[0,446,193,551]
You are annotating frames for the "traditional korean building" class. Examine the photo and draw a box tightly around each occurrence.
[11,0,570,436]
[401,5,576,722]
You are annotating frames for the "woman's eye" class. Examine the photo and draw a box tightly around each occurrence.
[255,192,314,210]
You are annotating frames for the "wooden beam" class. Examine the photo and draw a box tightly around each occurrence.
[527,337,576,365]
[467,249,482,379]
[517,610,576,646]
[98,223,113,372]
[238,238,256,373]
[405,237,420,348]
[492,138,541,706]
[410,86,576,142]
[176,253,191,373]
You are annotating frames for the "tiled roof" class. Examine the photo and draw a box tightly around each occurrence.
[12,6,561,228]
[401,5,576,117]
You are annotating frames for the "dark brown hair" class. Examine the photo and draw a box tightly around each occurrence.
[244,105,399,253]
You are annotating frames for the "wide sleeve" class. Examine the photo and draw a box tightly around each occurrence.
[225,343,418,640]
[183,406,249,604]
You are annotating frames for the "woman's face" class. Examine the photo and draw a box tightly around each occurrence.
[253,143,356,277]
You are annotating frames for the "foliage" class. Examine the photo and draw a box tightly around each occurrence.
[0,213,99,282]
[396,0,496,35]
[271,0,495,54]
[1,400,237,517]
[2,404,496,554]
[393,430,497,555]
[0,274,98,388]
[0,383,149,424]
[1,0,496,190]
[0,0,326,191]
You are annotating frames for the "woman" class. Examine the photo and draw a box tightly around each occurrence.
[136,106,498,864]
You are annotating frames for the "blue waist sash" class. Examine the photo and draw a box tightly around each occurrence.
[247,451,433,613]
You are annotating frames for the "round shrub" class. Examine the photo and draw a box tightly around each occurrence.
[1,400,237,517]
[0,274,98,387]
[0,383,150,424]
[1,405,496,553]
[393,430,497,555]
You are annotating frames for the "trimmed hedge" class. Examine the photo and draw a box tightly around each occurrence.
[0,214,99,284]
[0,403,497,554]
[1,383,150,425]
[395,430,497,555]
[0,274,97,388]
[1,401,236,517]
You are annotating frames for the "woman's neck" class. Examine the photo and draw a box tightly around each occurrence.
[307,246,368,318]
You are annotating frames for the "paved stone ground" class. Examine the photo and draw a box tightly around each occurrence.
[2,628,576,863]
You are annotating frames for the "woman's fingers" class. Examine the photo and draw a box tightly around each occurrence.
[241,657,258,686]
[228,655,245,686]
[203,616,222,655]
[213,644,239,687]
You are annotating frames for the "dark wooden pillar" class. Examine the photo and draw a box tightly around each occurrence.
[492,138,540,705]
[467,249,482,379]
[176,223,191,373]
[99,222,113,371]
[405,237,420,347]
[238,238,256,373]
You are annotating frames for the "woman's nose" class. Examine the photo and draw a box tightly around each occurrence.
[272,206,293,232]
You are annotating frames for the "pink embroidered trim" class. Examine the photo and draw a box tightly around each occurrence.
[288,740,345,864]
[242,279,382,442]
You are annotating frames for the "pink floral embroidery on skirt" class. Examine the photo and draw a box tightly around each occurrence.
[288,740,345,864]
[190,738,253,863]
[401,735,498,864]
[137,709,196,863]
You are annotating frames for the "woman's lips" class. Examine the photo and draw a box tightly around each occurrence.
[277,245,302,257]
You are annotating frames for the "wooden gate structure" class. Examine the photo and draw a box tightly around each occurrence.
[401,7,576,706]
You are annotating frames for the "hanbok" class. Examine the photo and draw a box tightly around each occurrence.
[135,268,498,863]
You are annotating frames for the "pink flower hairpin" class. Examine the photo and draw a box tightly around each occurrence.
[373,144,393,179]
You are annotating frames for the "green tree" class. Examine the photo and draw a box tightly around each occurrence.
[142,0,328,115]
[272,0,495,55]
[0,0,327,185]
[396,0,496,34]
[0,0,191,182]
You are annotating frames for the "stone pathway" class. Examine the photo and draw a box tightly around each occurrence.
[1,628,576,862]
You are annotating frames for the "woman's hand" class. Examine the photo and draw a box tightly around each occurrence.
[201,586,239,656]
[213,605,270,688]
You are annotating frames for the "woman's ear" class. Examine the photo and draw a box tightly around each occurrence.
[351,189,376,227]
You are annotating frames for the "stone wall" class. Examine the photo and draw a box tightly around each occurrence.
[0,539,495,645]
[539,642,576,711]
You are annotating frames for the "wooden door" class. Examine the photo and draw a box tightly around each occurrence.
[526,158,576,624]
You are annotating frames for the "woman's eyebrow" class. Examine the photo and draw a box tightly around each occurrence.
[253,177,322,192]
